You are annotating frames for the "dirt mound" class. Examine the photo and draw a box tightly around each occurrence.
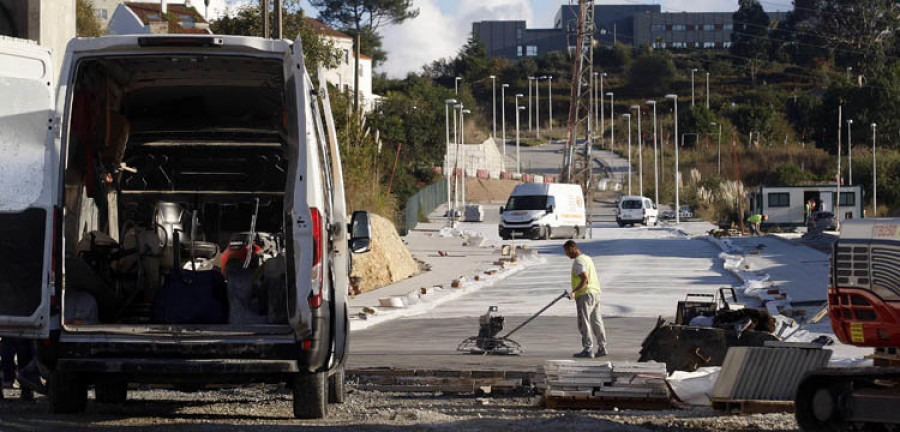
[351,213,419,293]
[459,178,521,204]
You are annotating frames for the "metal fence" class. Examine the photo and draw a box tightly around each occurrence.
[403,180,448,235]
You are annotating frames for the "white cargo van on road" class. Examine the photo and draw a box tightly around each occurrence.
[616,195,658,227]
[0,34,372,419]
[499,183,586,240]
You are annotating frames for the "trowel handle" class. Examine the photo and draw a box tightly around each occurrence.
[500,291,570,340]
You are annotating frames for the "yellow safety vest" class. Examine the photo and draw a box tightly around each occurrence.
[571,254,601,298]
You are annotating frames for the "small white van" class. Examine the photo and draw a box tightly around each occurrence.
[0,34,372,419]
[616,195,658,227]
[499,183,586,240]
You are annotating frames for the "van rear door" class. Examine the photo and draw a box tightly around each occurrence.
[0,38,57,338]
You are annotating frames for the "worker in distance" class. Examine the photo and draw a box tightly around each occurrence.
[564,240,607,359]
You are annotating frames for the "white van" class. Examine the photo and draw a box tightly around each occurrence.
[616,195,658,227]
[499,183,586,240]
[0,35,373,419]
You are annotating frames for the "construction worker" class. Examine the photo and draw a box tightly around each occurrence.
[747,213,768,236]
[805,200,812,224]
[563,240,607,358]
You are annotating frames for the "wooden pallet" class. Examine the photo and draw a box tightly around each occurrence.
[544,395,673,410]
[710,398,794,414]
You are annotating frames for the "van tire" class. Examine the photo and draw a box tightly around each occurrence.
[49,370,87,414]
[292,371,328,419]
[95,380,127,404]
[543,227,552,240]
[328,365,346,404]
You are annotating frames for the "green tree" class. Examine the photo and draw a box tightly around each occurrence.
[773,162,814,184]
[210,3,340,71]
[626,52,676,96]
[76,0,102,37]
[731,0,770,86]
[309,0,419,112]
[679,105,718,147]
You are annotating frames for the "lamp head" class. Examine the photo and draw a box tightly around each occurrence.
[462,109,471,114]
[489,75,496,79]
[606,92,613,96]
[502,83,509,88]
[445,98,457,104]
[630,105,640,110]
[665,94,677,100]
[645,100,656,105]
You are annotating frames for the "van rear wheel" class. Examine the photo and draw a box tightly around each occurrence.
[49,370,87,414]
[95,379,128,404]
[292,371,328,419]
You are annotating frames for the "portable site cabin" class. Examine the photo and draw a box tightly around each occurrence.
[751,184,865,226]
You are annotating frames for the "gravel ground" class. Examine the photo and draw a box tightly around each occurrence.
[0,386,800,432]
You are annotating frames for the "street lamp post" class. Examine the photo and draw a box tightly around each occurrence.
[872,122,877,215]
[490,75,496,140]
[461,108,471,208]
[501,84,509,156]
[454,76,461,95]
[691,69,698,106]
[623,113,632,195]
[606,92,614,151]
[646,100,659,207]
[631,105,643,197]
[444,98,457,221]
[452,103,463,220]
[666,94,680,224]
[536,76,542,139]
[600,73,606,147]
[527,76,534,132]
[548,75,553,133]
[847,119,854,185]
[515,94,524,174]
[711,122,722,175]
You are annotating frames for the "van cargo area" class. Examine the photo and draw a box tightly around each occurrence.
[62,55,292,332]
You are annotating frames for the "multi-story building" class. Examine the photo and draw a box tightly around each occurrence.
[473,4,788,60]
[304,17,378,112]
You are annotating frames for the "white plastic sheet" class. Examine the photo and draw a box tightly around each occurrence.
[667,366,721,406]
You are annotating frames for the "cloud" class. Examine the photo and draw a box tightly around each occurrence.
[379,0,533,78]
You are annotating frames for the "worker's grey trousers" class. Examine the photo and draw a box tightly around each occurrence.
[575,292,607,351]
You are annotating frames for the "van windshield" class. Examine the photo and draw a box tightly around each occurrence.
[621,200,643,210]
[505,195,548,211]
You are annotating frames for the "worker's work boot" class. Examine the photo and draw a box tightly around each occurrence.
[573,349,595,359]
[595,347,608,358]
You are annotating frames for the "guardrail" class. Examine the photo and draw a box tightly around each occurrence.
[403,180,448,235]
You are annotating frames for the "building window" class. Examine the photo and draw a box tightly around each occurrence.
[517,46,523,57]
[652,24,666,32]
[95,8,108,19]
[180,15,194,28]
[724,23,734,30]
[672,24,686,31]
[715,24,723,30]
[343,49,349,64]
[723,41,732,48]
[526,45,538,56]
[516,28,523,39]
[704,42,716,48]
[703,24,715,31]
[768,192,790,208]
[694,42,700,48]
[840,192,856,206]
[671,41,686,48]
[686,24,695,31]
[147,13,161,20]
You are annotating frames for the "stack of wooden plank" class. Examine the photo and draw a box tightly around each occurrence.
[537,360,671,409]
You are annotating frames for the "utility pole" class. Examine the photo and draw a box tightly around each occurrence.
[490,75,496,140]
[666,94,680,224]
[261,0,269,38]
[273,0,282,39]
[847,119,853,185]
[872,123,877,216]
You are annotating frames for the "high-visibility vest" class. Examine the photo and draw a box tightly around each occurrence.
[571,254,601,298]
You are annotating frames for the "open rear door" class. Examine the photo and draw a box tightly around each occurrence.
[283,36,315,338]
[0,38,57,338]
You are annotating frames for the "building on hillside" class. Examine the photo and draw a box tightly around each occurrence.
[305,17,378,112]
[0,0,76,81]
[108,1,210,35]
[750,184,865,227]
[473,4,788,60]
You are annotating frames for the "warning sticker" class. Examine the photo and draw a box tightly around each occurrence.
[873,224,900,239]
[850,322,865,344]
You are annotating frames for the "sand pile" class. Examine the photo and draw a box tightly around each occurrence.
[351,213,419,293]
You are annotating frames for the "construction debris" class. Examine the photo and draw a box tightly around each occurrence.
[537,360,671,410]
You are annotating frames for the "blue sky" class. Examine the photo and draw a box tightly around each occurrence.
[205,0,793,77]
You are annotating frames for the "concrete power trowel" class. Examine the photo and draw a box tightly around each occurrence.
[457,291,568,355]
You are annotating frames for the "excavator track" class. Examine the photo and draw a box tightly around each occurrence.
[795,367,900,431]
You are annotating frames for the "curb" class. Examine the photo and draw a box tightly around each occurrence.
[350,254,546,332]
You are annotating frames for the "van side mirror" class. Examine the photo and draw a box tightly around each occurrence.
[348,211,372,254]
[499,206,505,214]
[653,204,658,210]
[546,205,554,214]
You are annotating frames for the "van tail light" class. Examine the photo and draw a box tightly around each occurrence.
[309,208,324,308]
